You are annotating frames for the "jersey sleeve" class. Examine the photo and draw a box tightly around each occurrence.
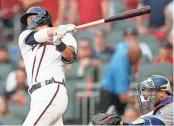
[18,30,34,55]
[19,30,33,45]
[62,33,78,54]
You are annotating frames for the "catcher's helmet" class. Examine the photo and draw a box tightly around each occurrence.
[20,7,52,29]
[137,75,172,114]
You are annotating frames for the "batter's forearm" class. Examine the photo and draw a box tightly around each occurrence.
[60,46,75,62]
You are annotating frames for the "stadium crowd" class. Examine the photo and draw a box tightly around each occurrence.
[0,0,173,125]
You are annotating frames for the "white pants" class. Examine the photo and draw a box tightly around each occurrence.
[23,83,68,126]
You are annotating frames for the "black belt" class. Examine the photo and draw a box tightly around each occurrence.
[29,78,64,94]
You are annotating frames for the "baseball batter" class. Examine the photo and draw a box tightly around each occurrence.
[19,7,77,125]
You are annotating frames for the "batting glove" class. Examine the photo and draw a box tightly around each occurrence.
[65,24,76,33]
[57,24,76,33]
[53,27,67,37]
[53,26,67,46]
[53,35,62,46]
[53,24,76,46]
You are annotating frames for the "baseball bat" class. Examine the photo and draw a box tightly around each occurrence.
[76,6,151,30]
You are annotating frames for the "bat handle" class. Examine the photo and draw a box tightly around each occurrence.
[76,19,104,30]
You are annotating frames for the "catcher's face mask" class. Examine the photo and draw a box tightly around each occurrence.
[137,78,157,115]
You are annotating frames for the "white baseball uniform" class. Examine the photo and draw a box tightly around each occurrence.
[18,29,77,125]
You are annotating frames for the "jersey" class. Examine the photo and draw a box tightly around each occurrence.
[18,30,77,88]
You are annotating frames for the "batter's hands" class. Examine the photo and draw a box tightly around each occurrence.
[64,24,76,33]
[53,35,62,46]
[54,24,76,35]
[53,24,76,46]
[53,25,67,45]
[54,26,67,38]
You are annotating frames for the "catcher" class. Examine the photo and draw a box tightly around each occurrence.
[91,75,173,125]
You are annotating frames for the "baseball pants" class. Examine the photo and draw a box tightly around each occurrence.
[23,83,68,125]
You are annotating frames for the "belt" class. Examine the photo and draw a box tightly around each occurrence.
[29,78,64,94]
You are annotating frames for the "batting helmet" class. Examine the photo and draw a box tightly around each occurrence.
[137,75,172,114]
[20,7,52,29]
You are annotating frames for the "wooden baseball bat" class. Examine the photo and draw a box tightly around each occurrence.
[76,6,151,30]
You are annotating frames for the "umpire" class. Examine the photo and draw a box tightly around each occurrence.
[100,43,141,114]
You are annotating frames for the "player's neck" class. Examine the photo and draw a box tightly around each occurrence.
[160,94,170,101]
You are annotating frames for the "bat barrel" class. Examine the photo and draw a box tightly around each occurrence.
[105,6,151,23]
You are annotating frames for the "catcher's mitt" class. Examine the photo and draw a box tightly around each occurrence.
[90,113,122,125]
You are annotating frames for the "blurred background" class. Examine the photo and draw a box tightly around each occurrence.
[0,0,173,125]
